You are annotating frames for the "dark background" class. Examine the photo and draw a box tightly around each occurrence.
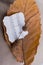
[0,0,14,31]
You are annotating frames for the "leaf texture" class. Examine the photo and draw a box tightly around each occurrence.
[6,0,41,65]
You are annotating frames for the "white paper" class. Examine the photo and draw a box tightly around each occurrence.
[3,12,28,43]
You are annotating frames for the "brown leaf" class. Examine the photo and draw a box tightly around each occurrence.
[4,0,41,65]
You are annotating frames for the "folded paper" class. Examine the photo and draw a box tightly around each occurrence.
[3,12,28,43]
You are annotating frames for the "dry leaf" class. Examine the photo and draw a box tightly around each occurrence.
[3,0,41,65]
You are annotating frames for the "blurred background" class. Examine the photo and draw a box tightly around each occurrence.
[0,0,43,65]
